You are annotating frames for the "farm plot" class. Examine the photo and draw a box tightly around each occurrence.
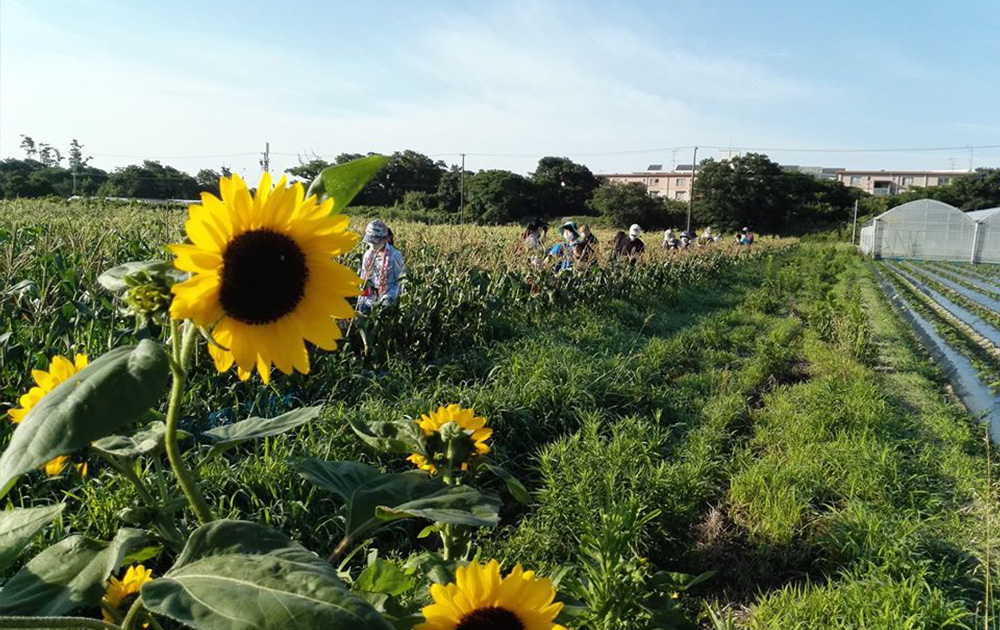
[876,259,1000,431]
[1,198,998,629]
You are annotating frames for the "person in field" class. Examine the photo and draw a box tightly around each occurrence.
[700,226,716,245]
[521,220,546,253]
[740,227,755,246]
[357,219,405,313]
[663,228,680,250]
[622,224,645,257]
[548,221,579,271]
[611,230,629,260]
[575,224,599,264]
[680,230,694,249]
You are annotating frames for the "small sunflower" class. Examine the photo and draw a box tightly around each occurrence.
[407,404,492,475]
[169,173,360,384]
[8,354,89,476]
[417,559,565,630]
[102,564,153,624]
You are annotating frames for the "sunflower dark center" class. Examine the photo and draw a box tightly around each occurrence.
[219,229,308,325]
[456,607,524,630]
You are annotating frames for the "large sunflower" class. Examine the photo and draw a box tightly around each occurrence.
[417,559,565,630]
[8,354,89,476]
[169,173,360,383]
[407,404,492,475]
[102,564,153,624]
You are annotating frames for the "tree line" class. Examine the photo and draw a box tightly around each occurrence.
[8,137,995,234]
[1,136,232,200]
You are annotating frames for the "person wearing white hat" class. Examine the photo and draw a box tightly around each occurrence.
[623,224,645,257]
[662,228,679,250]
[357,219,405,313]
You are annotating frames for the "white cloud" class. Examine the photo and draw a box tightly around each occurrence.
[0,0,832,178]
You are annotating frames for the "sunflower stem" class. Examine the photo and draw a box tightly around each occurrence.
[121,597,147,630]
[164,320,213,525]
[440,463,459,561]
[0,618,121,630]
[328,536,352,564]
[97,452,156,506]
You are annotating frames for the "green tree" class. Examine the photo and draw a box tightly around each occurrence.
[286,151,445,207]
[531,156,600,217]
[37,143,62,167]
[942,168,1000,211]
[693,154,793,232]
[67,139,91,172]
[436,166,464,213]
[0,159,51,197]
[0,158,106,198]
[19,135,36,160]
[588,181,682,229]
[359,150,446,206]
[465,170,539,224]
[98,161,200,199]
[287,158,333,183]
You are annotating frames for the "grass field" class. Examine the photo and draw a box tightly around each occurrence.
[1,198,997,628]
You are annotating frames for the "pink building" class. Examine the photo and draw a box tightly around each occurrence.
[599,169,694,201]
[834,170,967,196]
[600,166,970,199]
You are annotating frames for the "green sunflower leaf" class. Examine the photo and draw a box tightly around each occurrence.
[142,520,393,630]
[355,559,416,597]
[347,415,424,454]
[297,460,500,545]
[0,503,65,572]
[297,459,382,503]
[307,154,389,212]
[202,406,322,458]
[0,340,170,498]
[169,520,328,571]
[0,528,149,616]
[91,420,170,459]
[373,484,500,529]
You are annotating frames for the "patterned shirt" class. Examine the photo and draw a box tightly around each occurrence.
[359,244,405,306]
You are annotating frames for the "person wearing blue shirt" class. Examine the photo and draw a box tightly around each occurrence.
[548,222,579,272]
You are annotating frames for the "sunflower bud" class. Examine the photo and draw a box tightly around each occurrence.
[124,271,173,320]
[406,405,492,479]
[439,420,476,473]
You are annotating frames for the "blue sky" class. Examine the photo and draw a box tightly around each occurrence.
[2,0,999,179]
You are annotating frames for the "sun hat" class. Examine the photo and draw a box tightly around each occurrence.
[363,220,389,245]
[559,221,580,238]
[629,224,642,237]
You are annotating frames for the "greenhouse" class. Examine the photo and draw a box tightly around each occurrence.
[859,199,1000,262]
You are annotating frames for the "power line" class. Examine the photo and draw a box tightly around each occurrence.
[88,152,258,160]
[21,141,1000,169]
[695,143,1000,154]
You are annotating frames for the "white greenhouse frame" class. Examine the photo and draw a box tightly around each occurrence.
[858,199,1000,263]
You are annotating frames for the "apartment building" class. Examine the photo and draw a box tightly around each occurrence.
[599,165,968,199]
[834,170,967,196]
[600,165,695,201]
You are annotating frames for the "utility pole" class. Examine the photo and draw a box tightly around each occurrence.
[71,171,78,196]
[260,142,270,174]
[686,146,698,233]
[851,199,859,245]
[459,153,466,223]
